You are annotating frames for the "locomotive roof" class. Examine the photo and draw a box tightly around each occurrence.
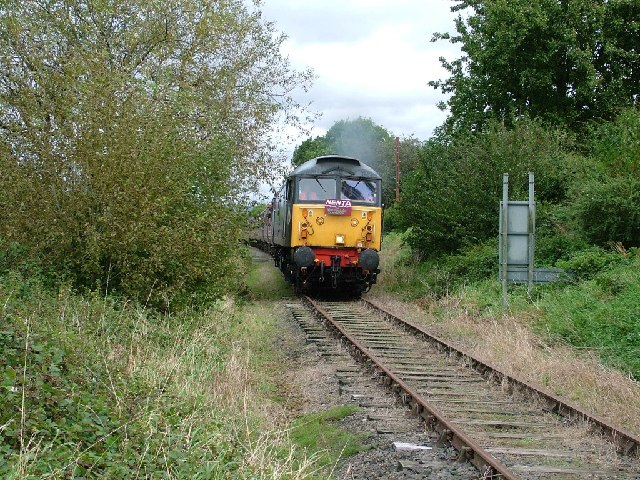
[290,155,381,179]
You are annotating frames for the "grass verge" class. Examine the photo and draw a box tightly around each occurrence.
[290,405,369,475]
[0,261,311,479]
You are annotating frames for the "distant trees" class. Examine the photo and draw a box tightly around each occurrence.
[431,0,640,136]
[292,136,330,166]
[0,0,311,309]
[291,117,422,207]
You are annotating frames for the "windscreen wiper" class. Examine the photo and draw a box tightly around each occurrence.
[314,177,327,192]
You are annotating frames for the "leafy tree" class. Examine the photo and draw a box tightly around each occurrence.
[291,118,423,207]
[292,135,330,166]
[0,0,311,309]
[572,176,640,247]
[571,108,640,247]
[431,0,640,136]
[587,108,640,177]
[400,118,578,257]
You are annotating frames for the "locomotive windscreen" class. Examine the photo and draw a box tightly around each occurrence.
[341,179,377,204]
[298,177,335,201]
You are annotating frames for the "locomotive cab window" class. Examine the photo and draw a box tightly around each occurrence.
[341,179,378,204]
[298,177,335,202]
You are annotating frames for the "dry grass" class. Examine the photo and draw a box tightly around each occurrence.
[368,291,640,436]
[124,298,316,479]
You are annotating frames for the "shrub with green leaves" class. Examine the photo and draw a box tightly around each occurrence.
[399,118,577,257]
[556,246,631,281]
[572,176,640,247]
[0,271,309,479]
[566,108,640,248]
[538,252,640,379]
[0,0,311,309]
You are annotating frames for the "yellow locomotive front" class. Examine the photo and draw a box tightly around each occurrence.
[270,156,382,294]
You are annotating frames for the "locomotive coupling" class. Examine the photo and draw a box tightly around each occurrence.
[358,248,380,271]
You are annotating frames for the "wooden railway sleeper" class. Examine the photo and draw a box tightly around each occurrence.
[362,297,640,459]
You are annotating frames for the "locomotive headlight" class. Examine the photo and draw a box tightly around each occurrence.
[335,234,345,245]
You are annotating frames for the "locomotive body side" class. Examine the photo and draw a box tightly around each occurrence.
[269,155,382,295]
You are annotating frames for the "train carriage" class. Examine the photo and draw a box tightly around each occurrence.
[266,155,382,295]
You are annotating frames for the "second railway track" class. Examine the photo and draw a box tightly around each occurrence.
[300,295,640,480]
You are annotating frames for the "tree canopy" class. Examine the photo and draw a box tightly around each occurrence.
[431,0,640,136]
[0,0,311,308]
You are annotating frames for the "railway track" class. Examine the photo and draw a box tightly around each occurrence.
[298,295,640,479]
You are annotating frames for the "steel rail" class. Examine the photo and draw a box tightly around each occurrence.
[362,297,640,458]
[303,295,521,480]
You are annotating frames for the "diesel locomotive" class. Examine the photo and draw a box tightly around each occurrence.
[256,155,382,294]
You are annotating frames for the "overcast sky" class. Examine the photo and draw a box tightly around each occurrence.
[259,0,461,145]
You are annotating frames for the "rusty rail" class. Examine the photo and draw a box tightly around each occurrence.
[303,296,521,479]
[362,297,640,458]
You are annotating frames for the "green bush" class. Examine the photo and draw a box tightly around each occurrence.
[444,240,498,283]
[588,107,640,177]
[534,203,590,266]
[556,246,628,281]
[382,205,402,233]
[399,118,577,257]
[379,234,498,300]
[537,254,640,378]
[572,176,640,247]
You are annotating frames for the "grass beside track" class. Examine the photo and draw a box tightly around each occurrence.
[374,233,640,435]
[290,405,369,473]
[245,248,371,478]
[0,259,313,479]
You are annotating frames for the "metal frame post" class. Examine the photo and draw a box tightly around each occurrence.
[395,136,401,203]
[527,172,535,297]
[501,173,509,306]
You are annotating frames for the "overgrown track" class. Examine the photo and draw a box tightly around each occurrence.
[302,296,640,480]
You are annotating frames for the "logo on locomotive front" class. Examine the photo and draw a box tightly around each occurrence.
[324,199,352,215]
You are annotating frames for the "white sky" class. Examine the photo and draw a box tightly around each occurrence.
[259,0,461,144]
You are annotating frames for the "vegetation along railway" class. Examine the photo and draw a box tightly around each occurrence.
[252,154,640,478]
[287,296,640,479]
